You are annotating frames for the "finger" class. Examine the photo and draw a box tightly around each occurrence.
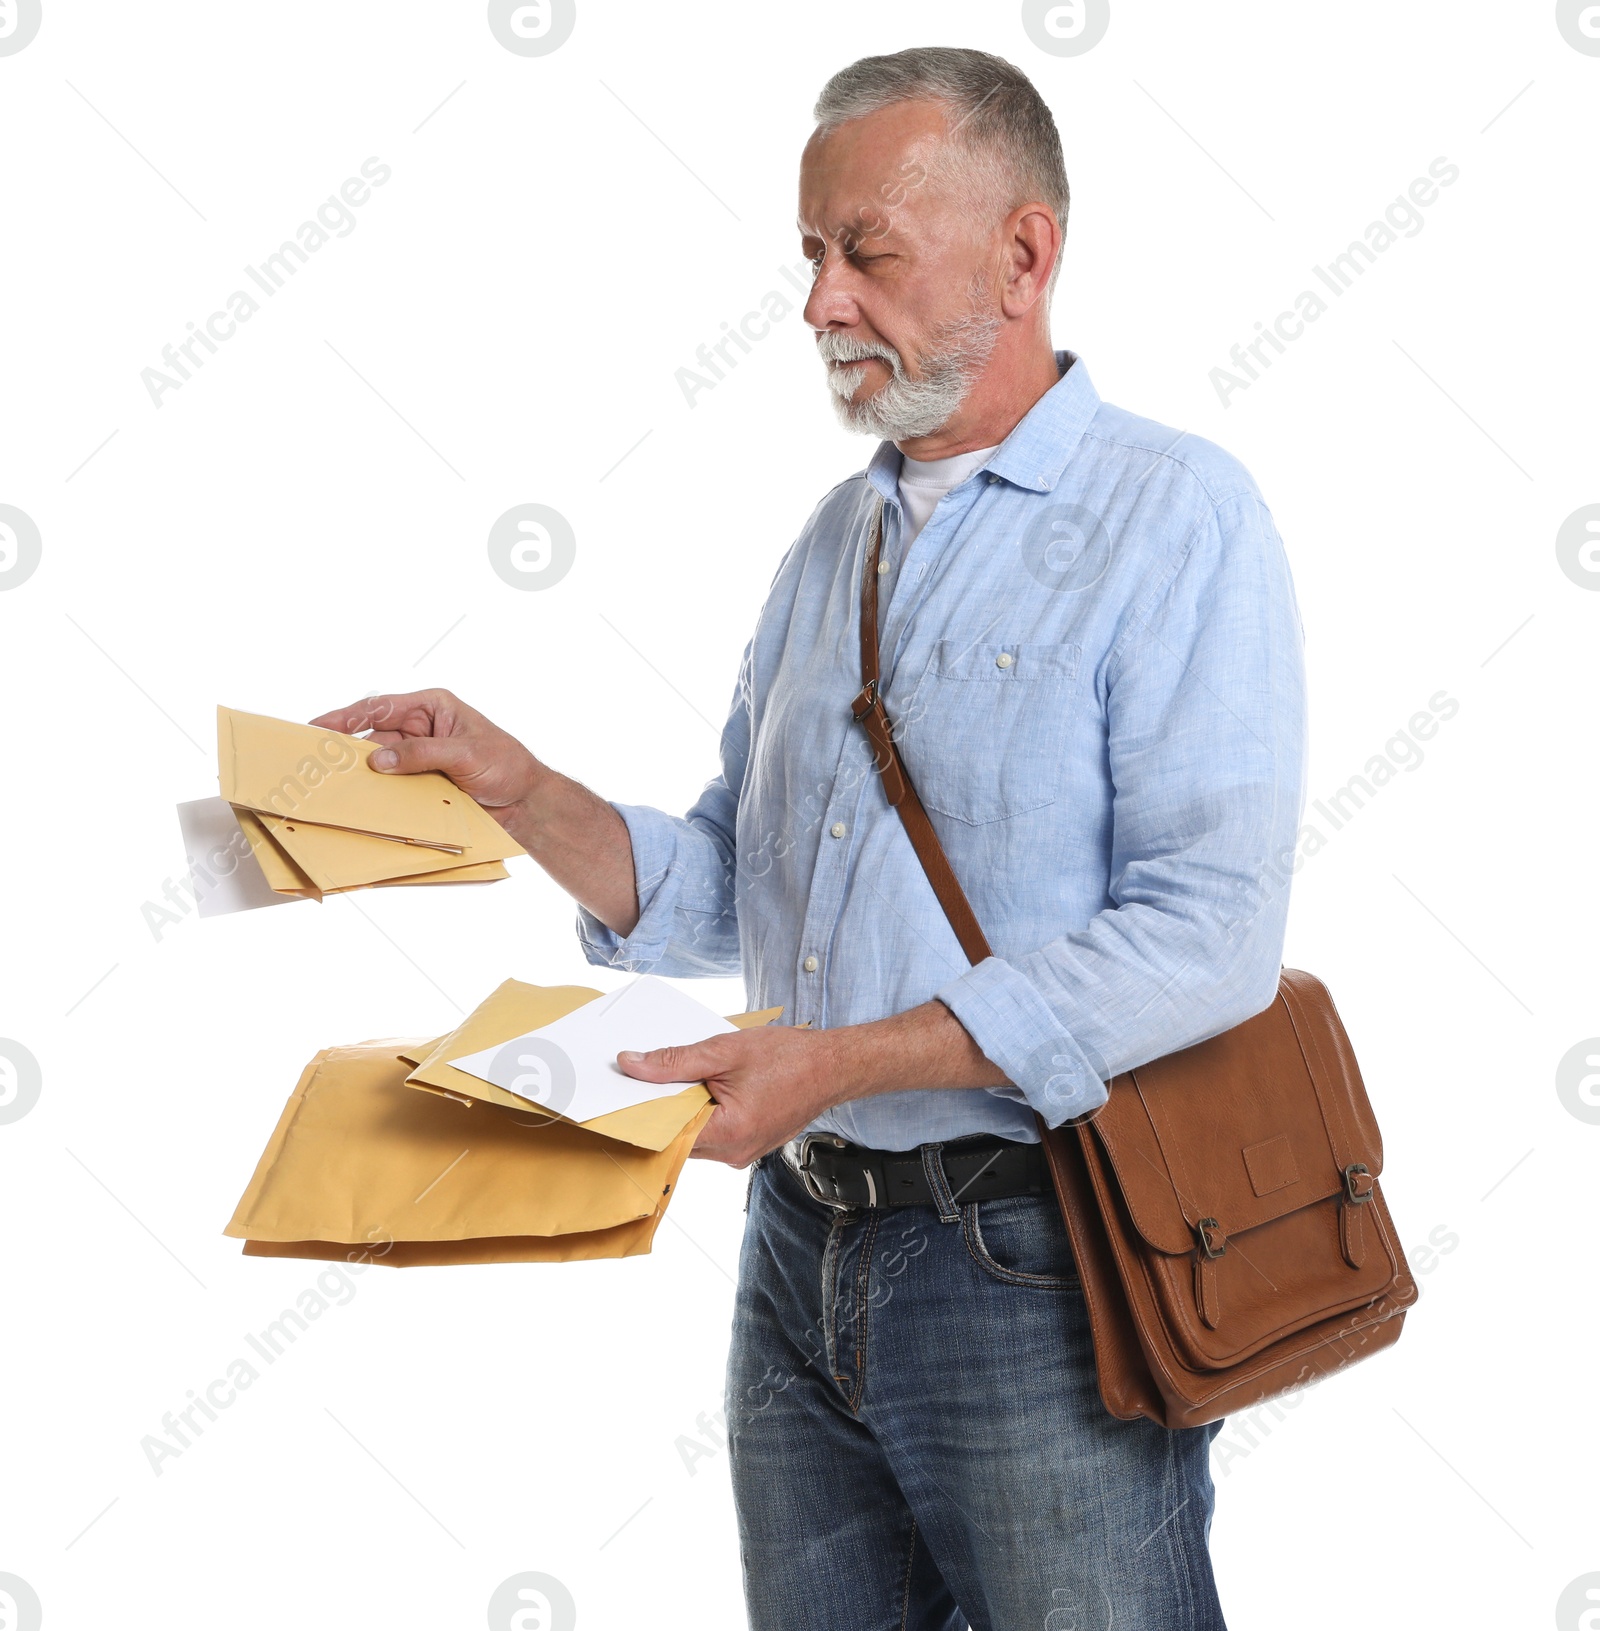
[616,1036,729,1084]
[310,690,453,737]
[688,1105,762,1168]
[688,1103,729,1160]
[367,734,478,777]
[309,698,386,734]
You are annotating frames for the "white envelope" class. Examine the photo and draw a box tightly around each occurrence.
[176,796,303,918]
[447,976,738,1124]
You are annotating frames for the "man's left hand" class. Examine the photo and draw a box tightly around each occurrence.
[617,1026,842,1167]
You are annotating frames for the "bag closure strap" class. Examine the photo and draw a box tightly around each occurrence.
[1277,976,1376,1268]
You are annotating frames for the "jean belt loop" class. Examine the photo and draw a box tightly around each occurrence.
[920,1143,961,1224]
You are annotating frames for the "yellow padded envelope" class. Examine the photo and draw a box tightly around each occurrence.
[405,981,783,1152]
[219,706,468,848]
[225,1037,713,1266]
[233,808,320,898]
[241,1220,663,1267]
[253,810,519,891]
[218,706,525,893]
[234,809,510,898]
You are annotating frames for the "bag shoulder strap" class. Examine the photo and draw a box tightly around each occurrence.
[849,498,992,967]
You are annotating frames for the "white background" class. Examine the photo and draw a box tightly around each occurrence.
[2,2,1596,1627]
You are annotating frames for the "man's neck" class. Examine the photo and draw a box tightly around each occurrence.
[895,341,1063,461]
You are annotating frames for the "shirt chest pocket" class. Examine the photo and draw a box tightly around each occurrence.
[894,639,1082,825]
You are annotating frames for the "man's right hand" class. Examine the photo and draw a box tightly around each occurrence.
[310,688,642,935]
[310,690,543,830]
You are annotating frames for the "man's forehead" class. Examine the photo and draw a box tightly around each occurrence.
[796,103,952,233]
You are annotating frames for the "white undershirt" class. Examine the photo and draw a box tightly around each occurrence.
[897,443,1001,547]
[880,443,1001,627]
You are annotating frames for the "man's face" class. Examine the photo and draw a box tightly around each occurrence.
[798,101,1002,441]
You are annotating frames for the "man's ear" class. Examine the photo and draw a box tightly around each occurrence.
[1001,205,1061,318]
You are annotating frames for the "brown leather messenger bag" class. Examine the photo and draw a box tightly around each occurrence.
[849,502,1417,1429]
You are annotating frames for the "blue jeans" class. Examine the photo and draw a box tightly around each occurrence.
[726,1153,1227,1631]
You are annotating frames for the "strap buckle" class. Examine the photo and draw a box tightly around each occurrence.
[1342,1163,1374,1204]
[1195,1217,1227,1259]
[848,680,907,806]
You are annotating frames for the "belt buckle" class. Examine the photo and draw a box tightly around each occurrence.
[794,1132,848,1208]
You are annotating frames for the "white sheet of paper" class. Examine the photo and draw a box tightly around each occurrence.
[176,797,301,918]
[447,975,738,1122]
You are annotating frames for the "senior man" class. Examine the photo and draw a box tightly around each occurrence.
[318,47,1304,1631]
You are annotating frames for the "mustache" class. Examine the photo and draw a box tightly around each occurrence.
[816,332,903,370]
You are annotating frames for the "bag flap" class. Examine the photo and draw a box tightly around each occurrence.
[1089,972,1381,1256]
[1279,968,1384,1170]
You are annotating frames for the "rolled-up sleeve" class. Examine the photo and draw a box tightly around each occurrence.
[935,492,1308,1127]
[577,647,752,977]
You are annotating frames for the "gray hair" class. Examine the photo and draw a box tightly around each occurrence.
[813,47,1069,286]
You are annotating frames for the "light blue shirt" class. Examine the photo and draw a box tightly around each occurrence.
[579,352,1307,1149]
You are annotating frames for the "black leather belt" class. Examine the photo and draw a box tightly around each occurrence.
[781,1131,1049,1211]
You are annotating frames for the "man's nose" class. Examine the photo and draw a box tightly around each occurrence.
[803,258,858,332]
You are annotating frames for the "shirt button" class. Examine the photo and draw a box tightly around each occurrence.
[996,651,1014,669]
[803,954,820,973]
[877,558,890,576]
[987,474,1000,485]
[830,822,847,839]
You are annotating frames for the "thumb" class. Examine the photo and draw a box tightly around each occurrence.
[367,735,469,777]
[616,1038,724,1084]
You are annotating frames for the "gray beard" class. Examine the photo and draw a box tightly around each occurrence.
[818,298,1003,441]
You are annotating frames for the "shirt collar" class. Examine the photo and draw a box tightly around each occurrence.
[865,350,1100,502]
